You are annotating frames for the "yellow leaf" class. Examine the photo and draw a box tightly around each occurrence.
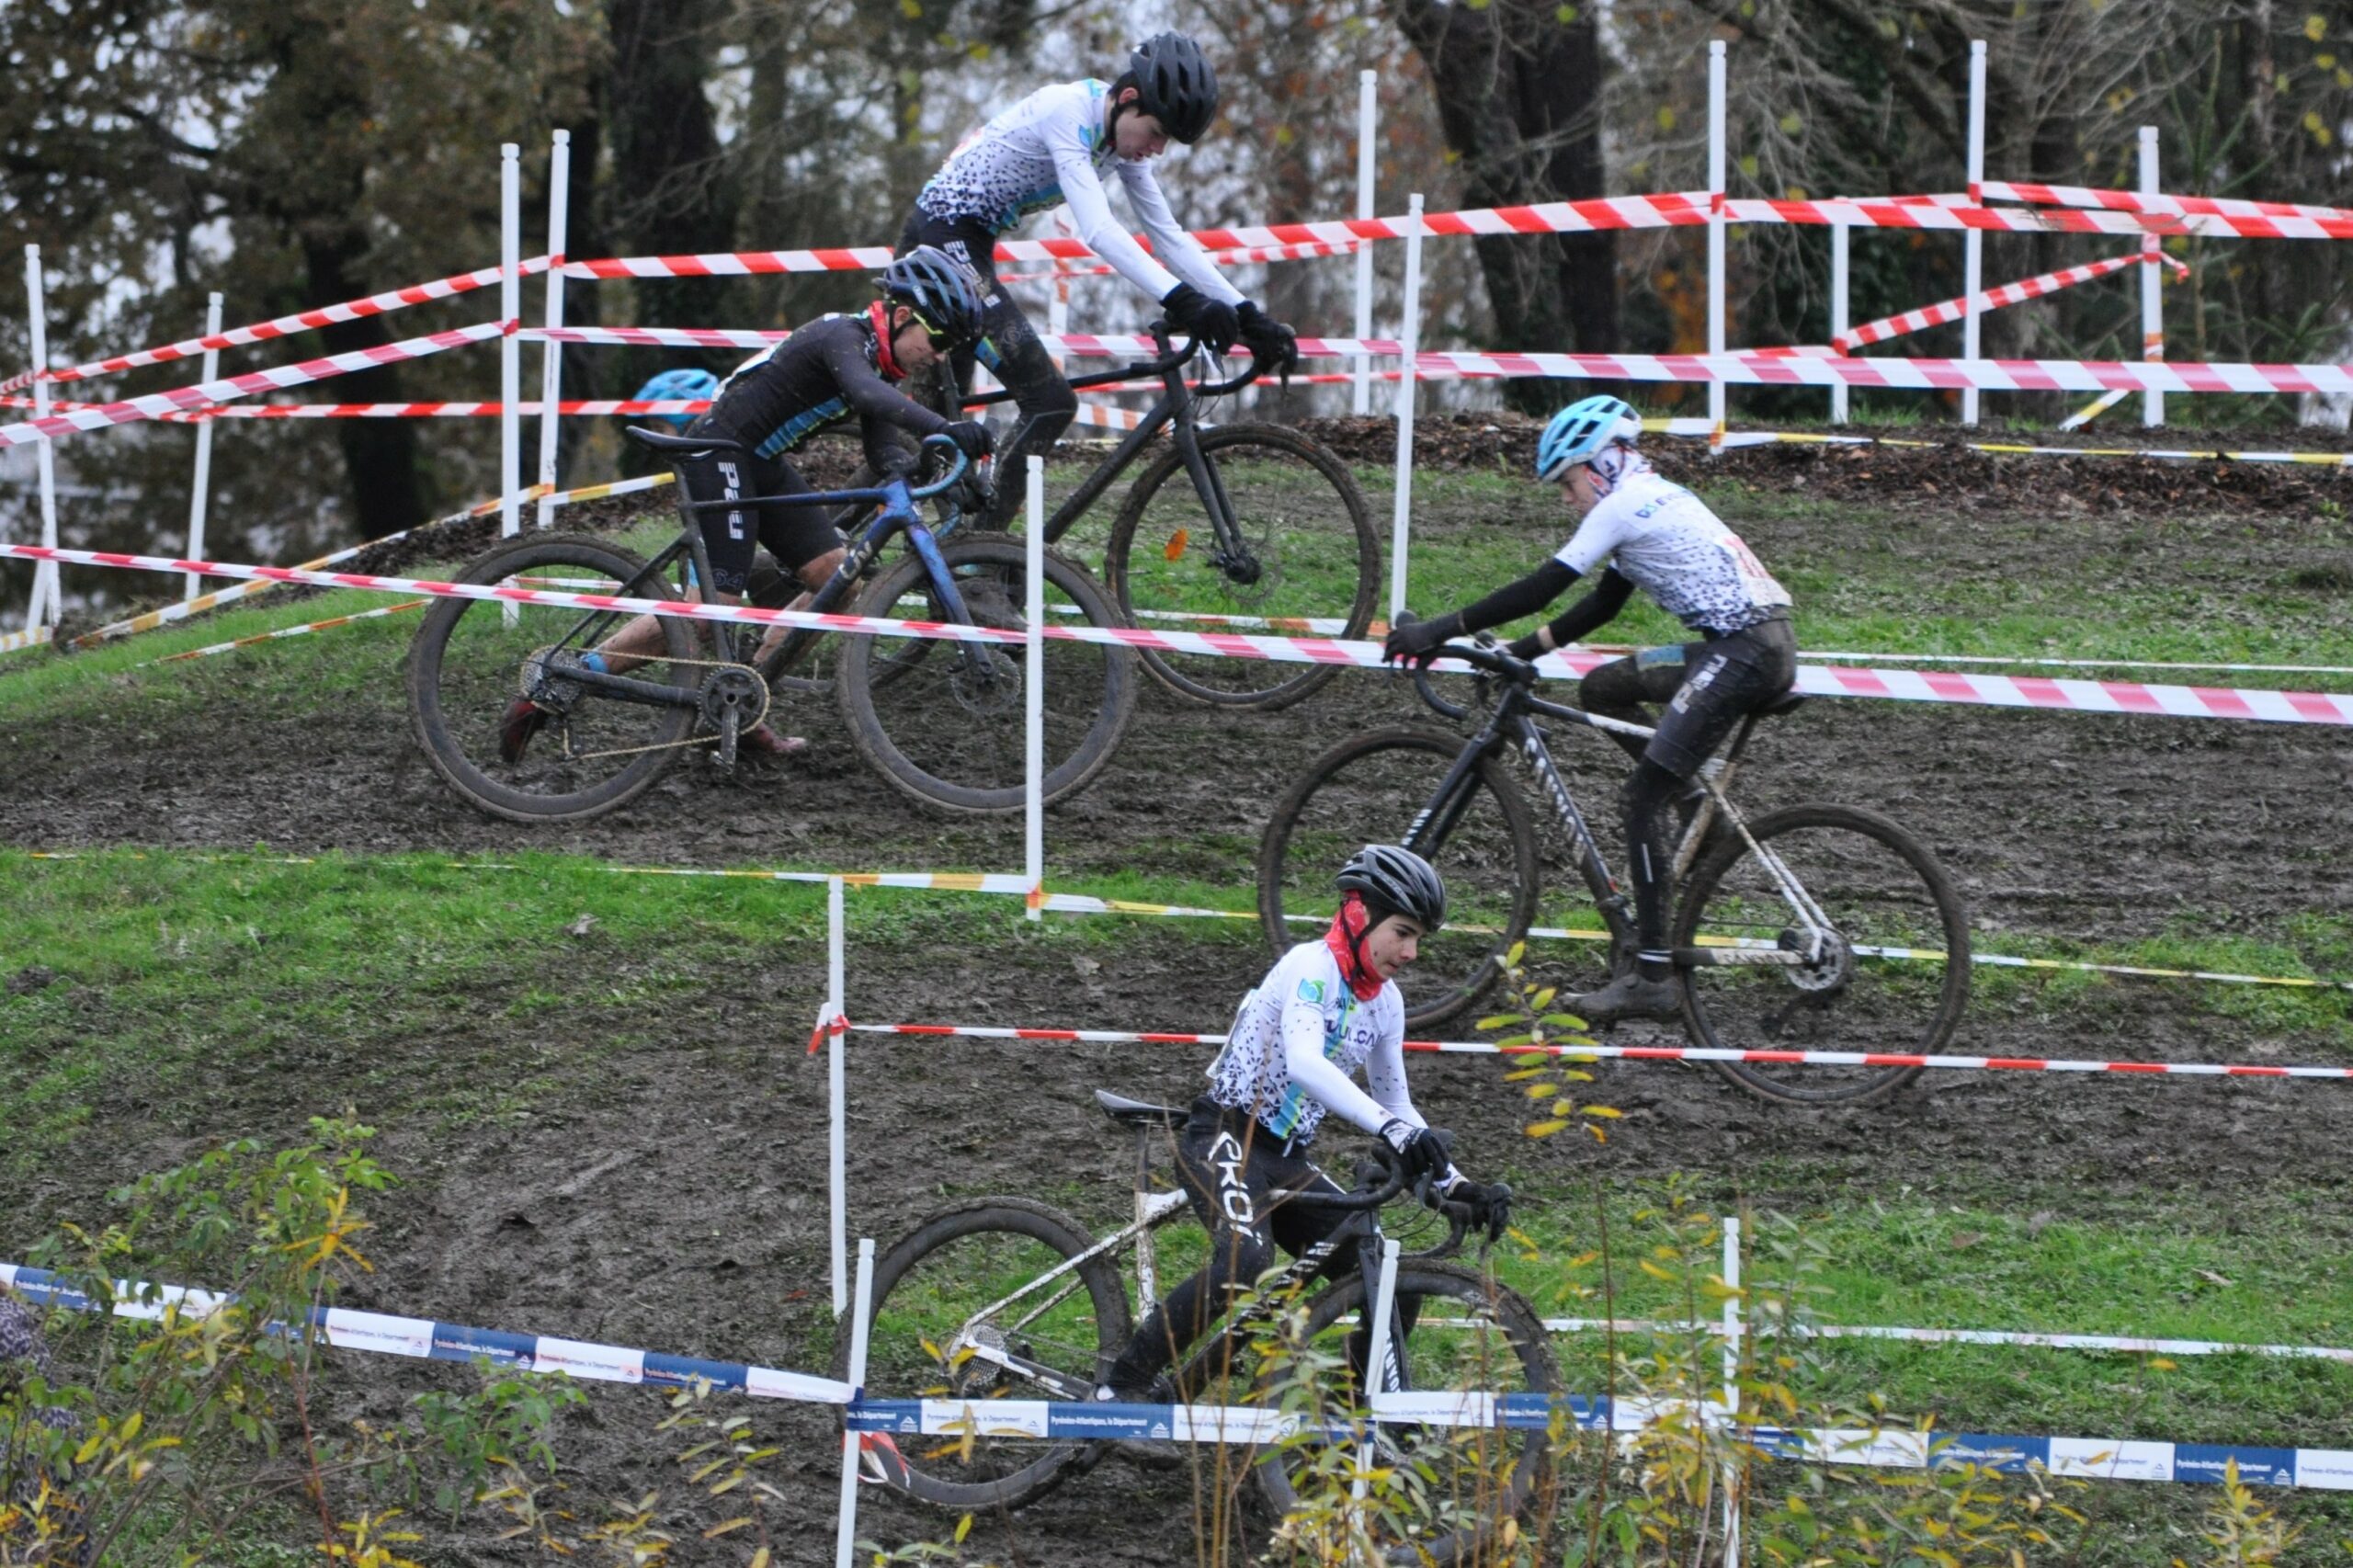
[1656,106,1677,132]
[1585,1105,1623,1119]
[2148,1357,2177,1371]
[1525,1084,1560,1099]
[749,1551,771,1568]
[955,1515,974,1544]
[1525,1119,1570,1138]
[2305,13,2327,40]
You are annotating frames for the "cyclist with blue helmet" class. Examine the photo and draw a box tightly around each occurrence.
[1383,395,1796,1024]
[897,31,1301,530]
[500,247,995,765]
[631,368,720,429]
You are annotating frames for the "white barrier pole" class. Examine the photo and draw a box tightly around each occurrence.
[183,293,224,600]
[500,142,521,542]
[535,130,572,531]
[1350,1237,1402,1516]
[1722,1216,1743,1562]
[1961,40,1986,427]
[1352,69,1378,416]
[833,1237,876,1568]
[1829,222,1850,425]
[1387,194,1424,622]
[2141,125,2165,428]
[21,246,61,630]
[1706,41,1727,447]
[1025,456,1044,924]
[827,875,847,1316]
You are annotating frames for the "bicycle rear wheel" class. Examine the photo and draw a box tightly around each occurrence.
[1251,1262,1558,1567]
[1257,730,1540,1032]
[836,533,1137,814]
[1676,803,1972,1105]
[1106,424,1378,710]
[404,533,703,823]
[836,1199,1131,1513]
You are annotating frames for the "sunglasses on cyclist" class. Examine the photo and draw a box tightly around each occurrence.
[909,310,957,351]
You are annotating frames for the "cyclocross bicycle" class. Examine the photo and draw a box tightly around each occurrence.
[1256,638,1972,1106]
[840,1090,1558,1565]
[939,326,1379,710]
[405,431,1136,820]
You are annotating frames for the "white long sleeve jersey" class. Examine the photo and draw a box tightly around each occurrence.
[916,79,1244,308]
[1553,470,1792,636]
[1204,941,1427,1147]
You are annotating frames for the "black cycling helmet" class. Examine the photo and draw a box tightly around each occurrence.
[881,246,987,347]
[1128,32,1220,143]
[1336,845,1447,932]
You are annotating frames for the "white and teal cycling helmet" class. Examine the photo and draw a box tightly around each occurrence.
[1534,395,1643,483]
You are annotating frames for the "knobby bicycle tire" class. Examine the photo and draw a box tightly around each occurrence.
[838,1198,1131,1512]
[1258,730,1541,1031]
[405,532,702,824]
[836,532,1138,814]
[1675,802,1972,1106]
[1105,423,1379,710]
[1250,1261,1559,1567]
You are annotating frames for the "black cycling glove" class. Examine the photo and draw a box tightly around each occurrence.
[1235,300,1301,379]
[1442,1177,1515,1244]
[1379,1118,1450,1184]
[943,420,994,460]
[1162,283,1242,354]
[1382,611,1461,668]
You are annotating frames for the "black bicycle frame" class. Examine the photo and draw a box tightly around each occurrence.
[961,330,1261,555]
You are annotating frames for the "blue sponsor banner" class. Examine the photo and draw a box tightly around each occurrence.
[6,1267,97,1312]
[643,1352,750,1392]
[1932,1433,2050,1473]
[430,1324,540,1369]
[844,1400,925,1433]
[1497,1392,1609,1430]
[1045,1402,1176,1440]
[2174,1444,2299,1488]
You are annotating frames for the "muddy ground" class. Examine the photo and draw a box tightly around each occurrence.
[6,421,2353,1562]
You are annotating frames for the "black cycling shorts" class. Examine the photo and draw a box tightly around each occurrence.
[1585,615,1797,778]
[674,435,843,597]
[896,208,1073,421]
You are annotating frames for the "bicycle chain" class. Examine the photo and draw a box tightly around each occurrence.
[535,650,776,764]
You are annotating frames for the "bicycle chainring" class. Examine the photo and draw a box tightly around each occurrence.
[1779,927,1854,994]
[697,664,770,733]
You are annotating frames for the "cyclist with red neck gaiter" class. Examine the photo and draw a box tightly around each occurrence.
[1094,846,1511,1402]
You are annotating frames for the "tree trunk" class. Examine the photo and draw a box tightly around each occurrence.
[1389,0,1619,413]
[303,229,426,540]
[605,0,741,345]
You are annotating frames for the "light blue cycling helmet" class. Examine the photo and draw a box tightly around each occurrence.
[1534,395,1643,482]
[632,368,720,429]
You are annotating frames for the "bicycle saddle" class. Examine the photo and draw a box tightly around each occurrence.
[623,424,749,456]
[1094,1089,1187,1131]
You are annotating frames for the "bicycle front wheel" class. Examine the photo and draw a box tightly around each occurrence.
[1107,423,1378,710]
[1258,731,1540,1031]
[837,1199,1131,1513]
[1676,803,1972,1106]
[405,533,703,823]
[836,533,1138,814]
[1251,1262,1559,1567]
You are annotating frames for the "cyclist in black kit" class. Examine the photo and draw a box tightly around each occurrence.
[897,31,1302,529]
[498,247,994,764]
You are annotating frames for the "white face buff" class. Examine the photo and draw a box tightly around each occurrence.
[1584,440,1650,499]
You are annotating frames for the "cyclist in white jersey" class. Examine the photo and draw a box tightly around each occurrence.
[896,32,1301,529]
[1384,396,1799,1024]
[1096,846,1510,1402]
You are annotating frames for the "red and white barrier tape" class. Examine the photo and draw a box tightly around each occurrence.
[998,237,1363,284]
[847,1021,2353,1079]
[1833,252,2188,353]
[0,397,717,423]
[17,541,2351,726]
[140,600,427,666]
[0,260,550,396]
[1974,180,2353,231]
[0,321,513,449]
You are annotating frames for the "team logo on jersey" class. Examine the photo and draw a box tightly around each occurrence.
[1297,979,1324,1003]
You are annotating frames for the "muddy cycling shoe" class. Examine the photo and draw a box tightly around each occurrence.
[1567,971,1684,1026]
[498,697,551,766]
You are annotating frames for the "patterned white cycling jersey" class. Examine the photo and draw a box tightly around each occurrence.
[916,79,1242,308]
[1553,470,1792,635]
[1205,941,1414,1146]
